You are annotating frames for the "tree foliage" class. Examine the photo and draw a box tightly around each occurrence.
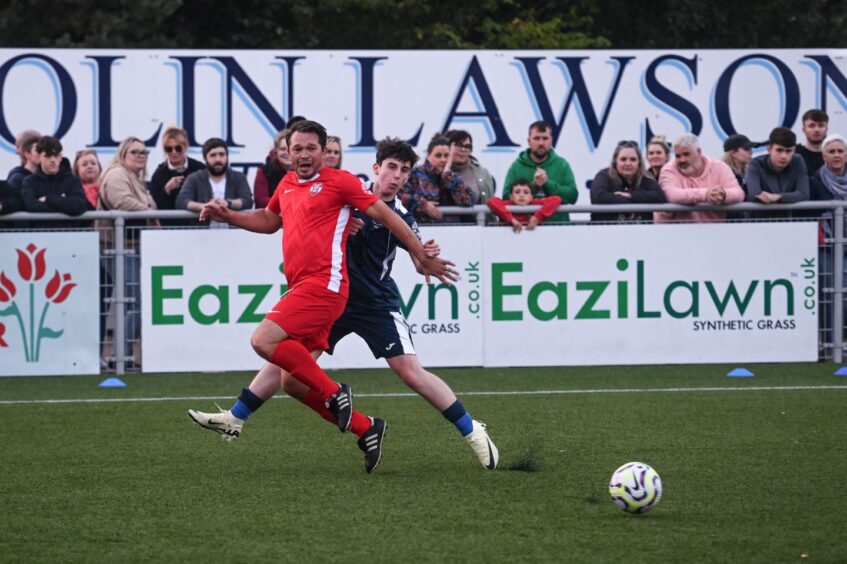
[0,0,844,49]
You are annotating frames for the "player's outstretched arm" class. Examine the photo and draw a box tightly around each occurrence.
[200,200,281,233]
[364,201,459,285]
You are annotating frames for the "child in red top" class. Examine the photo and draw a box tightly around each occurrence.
[487,179,562,233]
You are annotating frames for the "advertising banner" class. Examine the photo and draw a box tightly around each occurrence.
[141,222,817,372]
[481,222,819,366]
[1,48,845,202]
[0,232,100,376]
[141,226,483,372]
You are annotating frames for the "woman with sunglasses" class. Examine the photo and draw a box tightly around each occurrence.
[149,126,205,225]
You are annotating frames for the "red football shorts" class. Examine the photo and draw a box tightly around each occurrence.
[265,283,347,352]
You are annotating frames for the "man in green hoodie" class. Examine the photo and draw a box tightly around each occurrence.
[503,120,577,222]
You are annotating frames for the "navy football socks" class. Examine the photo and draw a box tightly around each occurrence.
[230,387,265,420]
[442,399,474,437]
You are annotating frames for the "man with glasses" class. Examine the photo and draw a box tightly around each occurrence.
[149,126,205,226]
[503,120,577,222]
[176,137,253,227]
[444,129,494,205]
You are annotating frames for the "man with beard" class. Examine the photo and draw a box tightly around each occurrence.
[503,120,576,222]
[654,133,745,223]
[796,109,829,176]
[176,137,253,227]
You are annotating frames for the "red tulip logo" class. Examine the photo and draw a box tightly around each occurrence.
[0,271,15,302]
[2,244,77,363]
[44,271,76,304]
[16,243,47,282]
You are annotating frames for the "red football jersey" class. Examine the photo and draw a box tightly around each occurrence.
[268,167,379,296]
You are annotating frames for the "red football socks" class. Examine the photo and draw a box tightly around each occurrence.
[301,389,372,437]
[270,339,338,399]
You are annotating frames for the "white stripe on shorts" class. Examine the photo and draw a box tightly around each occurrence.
[390,311,416,355]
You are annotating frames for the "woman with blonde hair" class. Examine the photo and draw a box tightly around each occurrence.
[73,149,102,209]
[645,135,671,181]
[324,135,343,169]
[98,137,156,215]
[97,136,157,367]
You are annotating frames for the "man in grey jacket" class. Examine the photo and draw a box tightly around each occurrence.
[177,137,253,226]
[745,127,809,217]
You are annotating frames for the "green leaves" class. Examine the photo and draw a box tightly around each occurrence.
[0,1,843,49]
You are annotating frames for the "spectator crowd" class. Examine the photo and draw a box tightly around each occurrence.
[1,109,837,229]
[1,109,841,368]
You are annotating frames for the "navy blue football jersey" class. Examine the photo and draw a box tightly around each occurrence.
[345,189,421,310]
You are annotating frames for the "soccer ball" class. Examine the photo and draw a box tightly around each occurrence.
[608,462,662,514]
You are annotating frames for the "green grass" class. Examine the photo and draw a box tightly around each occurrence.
[1,364,846,563]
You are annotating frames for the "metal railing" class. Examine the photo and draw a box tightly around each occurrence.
[2,201,844,370]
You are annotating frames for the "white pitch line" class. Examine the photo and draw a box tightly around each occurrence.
[0,385,845,406]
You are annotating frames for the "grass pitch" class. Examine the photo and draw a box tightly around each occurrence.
[1,364,845,563]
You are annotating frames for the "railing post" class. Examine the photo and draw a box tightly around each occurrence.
[114,216,126,375]
[476,206,486,226]
[834,206,844,364]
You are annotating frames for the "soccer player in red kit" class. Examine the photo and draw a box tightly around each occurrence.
[188,120,458,472]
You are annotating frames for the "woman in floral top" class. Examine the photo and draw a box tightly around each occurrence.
[401,133,474,223]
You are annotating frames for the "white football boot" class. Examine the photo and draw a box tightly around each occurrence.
[465,420,499,470]
[187,407,244,441]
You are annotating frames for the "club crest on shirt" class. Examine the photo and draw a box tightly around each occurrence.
[310,182,323,196]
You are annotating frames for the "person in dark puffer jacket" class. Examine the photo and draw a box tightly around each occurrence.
[21,136,91,228]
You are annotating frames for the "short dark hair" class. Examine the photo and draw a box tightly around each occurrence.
[375,137,418,167]
[36,136,62,157]
[802,109,829,124]
[202,137,227,159]
[768,127,796,148]
[509,178,532,191]
[444,129,472,146]
[287,120,327,148]
[286,115,307,128]
[529,120,551,134]
[426,133,450,155]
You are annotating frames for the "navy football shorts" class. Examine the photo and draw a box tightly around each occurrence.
[326,307,416,359]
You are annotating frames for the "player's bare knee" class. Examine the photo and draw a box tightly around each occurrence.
[250,331,276,360]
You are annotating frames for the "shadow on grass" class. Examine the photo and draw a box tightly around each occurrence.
[504,435,543,472]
